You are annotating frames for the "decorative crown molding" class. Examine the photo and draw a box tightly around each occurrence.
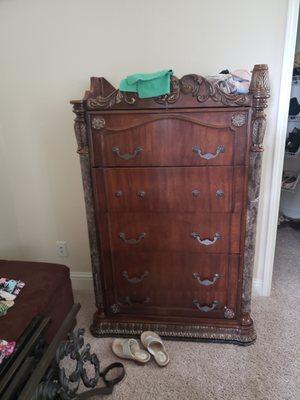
[80,74,252,111]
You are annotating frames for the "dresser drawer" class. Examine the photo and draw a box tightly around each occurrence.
[106,252,239,318]
[90,110,249,167]
[105,212,241,254]
[99,166,246,213]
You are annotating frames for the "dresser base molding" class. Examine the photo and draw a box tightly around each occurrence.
[90,315,256,346]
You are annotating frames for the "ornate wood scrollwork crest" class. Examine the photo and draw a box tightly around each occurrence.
[87,91,137,109]
[180,74,250,106]
[85,74,252,110]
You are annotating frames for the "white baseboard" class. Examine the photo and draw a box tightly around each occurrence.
[70,272,93,292]
[252,279,263,297]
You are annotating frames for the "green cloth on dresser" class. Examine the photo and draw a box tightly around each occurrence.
[119,70,173,99]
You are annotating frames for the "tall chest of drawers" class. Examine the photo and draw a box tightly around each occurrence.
[71,65,270,345]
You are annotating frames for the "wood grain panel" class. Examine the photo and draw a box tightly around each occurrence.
[100,166,245,213]
[105,252,239,318]
[105,212,241,254]
[90,111,248,167]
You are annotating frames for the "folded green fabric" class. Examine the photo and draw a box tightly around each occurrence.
[119,70,173,99]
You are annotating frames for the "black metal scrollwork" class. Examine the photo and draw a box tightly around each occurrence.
[32,329,125,400]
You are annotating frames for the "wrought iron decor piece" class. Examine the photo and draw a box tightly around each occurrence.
[192,189,201,197]
[216,189,224,198]
[32,329,125,400]
[123,270,149,284]
[118,232,146,244]
[91,117,105,130]
[224,307,235,319]
[192,273,220,286]
[137,190,146,198]
[112,146,143,160]
[192,300,219,312]
[191,232,221,246]
[231,113,246,127]
[192,145,225,160]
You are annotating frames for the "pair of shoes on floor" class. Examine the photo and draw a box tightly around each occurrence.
[112,331,169,367]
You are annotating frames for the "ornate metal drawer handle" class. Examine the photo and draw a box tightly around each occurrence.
[118,232,146,244]
[191,232,221,246]
[112,146,143,160]
[122,270,149,284]
[192,299,219,312]
[192,145,225,160]
[120,296,150,306]
[192,273,220,286]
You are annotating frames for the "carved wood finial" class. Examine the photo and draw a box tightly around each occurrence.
[249,64,270,152]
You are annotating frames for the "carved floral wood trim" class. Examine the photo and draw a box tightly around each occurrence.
[83,74,252,110]
[90,317,256,345]
[90,113,237,133]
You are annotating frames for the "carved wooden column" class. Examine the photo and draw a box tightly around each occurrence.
[71,101,104,311]
[242,64,270,324]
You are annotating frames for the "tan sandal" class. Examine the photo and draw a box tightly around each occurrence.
[141,331,169,367]
[112,338,151,364]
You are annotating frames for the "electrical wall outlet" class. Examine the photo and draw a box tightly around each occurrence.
[56,241,68,257]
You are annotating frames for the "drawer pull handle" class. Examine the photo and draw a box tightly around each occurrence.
[193,299,219,312]
[120,296,150,306]
[216,189,224,198]
[137,190,146,198]
[191,232,221,246]
[112,146,143,160]
[118,232,146,244]
[115,190,123,198]
[192,273,220,286]
[192,189,200,197]
[192,145,225,160]
[122,270,149,284]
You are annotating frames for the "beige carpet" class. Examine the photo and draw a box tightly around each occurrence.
[73,226,299,400]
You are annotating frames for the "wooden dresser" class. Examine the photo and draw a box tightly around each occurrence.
[71,64,270,345]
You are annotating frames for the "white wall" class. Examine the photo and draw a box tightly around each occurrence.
[0,0,289,286]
